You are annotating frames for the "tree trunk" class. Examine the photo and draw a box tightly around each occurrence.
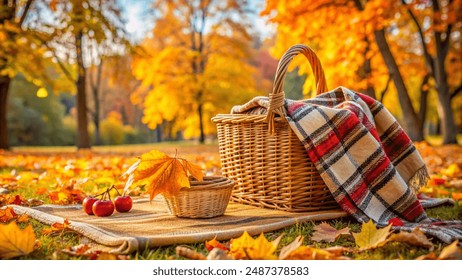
[91,62,103,145]
[361,38,376,99]
[91,87,102,145]
[435,80,457,144]
[418,74,430,135]
[0,3,15,150]
[0,76,11,150]
[75,31,91,149]
[197,98,205,143]
[374,29,424,141]
[432,1,457,144]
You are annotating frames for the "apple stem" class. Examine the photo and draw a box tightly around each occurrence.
[110,185,122,196]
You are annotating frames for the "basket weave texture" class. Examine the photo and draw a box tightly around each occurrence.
[212,44,339,212]
[162,176,234,218]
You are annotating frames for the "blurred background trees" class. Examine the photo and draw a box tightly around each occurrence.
[1,0,460,149]
[263,0,462,144]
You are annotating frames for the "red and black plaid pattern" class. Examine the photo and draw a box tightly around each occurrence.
[286,87,430,225]
[232,86,462,242]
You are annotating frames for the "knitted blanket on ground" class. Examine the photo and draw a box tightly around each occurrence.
[232,86,462,243]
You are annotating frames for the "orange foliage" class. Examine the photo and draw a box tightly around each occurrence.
[123,150,203,200]
[262,0,462,123]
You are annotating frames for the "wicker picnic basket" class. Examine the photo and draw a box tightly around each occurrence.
[162,176,235,218]
[212,44,339,212]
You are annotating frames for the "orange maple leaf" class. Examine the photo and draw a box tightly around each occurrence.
[16,214,29,223]
[452,192,462,201]
[34,187,48,195]
[8,195,26,206]
[41,219,72,235]
[123,150,203,200]
[205,237,229,252]
[0,207,17,223]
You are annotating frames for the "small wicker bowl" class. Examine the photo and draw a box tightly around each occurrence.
[161,176,235,218]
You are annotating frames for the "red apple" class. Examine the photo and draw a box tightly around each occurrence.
[82,197,99,215]
[114,196,133,213]
[92,200,115,217]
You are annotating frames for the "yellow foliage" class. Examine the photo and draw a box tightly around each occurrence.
[131,0,261,138]
[352,220,392,250]
[0,222,36,259]
[229,231,281,260]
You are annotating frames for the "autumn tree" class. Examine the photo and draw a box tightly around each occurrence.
[399,0,462,144]
[0,0,51,150]
[0,0,127,150]
[262,0,461,143]
[39,0,127,149]
[88,53,143,145]
[132,0,260,143]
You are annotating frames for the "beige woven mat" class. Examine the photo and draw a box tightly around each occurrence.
[11,197,348,254]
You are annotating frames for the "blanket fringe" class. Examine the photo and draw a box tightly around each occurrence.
[408,165,430,193]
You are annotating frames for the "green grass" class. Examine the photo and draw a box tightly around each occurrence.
[14,202,459,260]
[2,143,461,260]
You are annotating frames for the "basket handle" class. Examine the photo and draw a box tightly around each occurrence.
[266,44,328,134]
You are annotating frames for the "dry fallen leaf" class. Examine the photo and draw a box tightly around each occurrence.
[280,245,350,260]
[416,241,462,260]
[176,246,207,260]
[61,244,93,256]
[442,164,461,177]
[205,236,229,252]
[0,222,36,259]
[279,235,350,260]
[352,220,392,250]
[437,240,462,260]
[16,214,29,223]
[93,252,118,260]
[311,222,350,242]
[0,207,17,223]
[123,150,203,200]
[387,228,433,249]
[207,248,234,260]
[279,236,304,260]
[41,219,72,235]
[229,231,281,260]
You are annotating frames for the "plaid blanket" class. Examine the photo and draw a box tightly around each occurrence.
[232,86,462,243]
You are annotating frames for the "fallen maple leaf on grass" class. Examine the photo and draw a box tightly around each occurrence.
[123,150,203,201]
[353,220,392,250]
[278,235,351,260]
[0,221,36,259]
[205,236,229,251]
[41,219,72,236]
[0,207,29,224]
[229,231,281,260]
[281,245,351,260]
[0,207,17,223]
[416,241,462,260]
[311,222,350,242]
[436,240,462,260]
[387,228,433,249]
[61,244,129,260]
